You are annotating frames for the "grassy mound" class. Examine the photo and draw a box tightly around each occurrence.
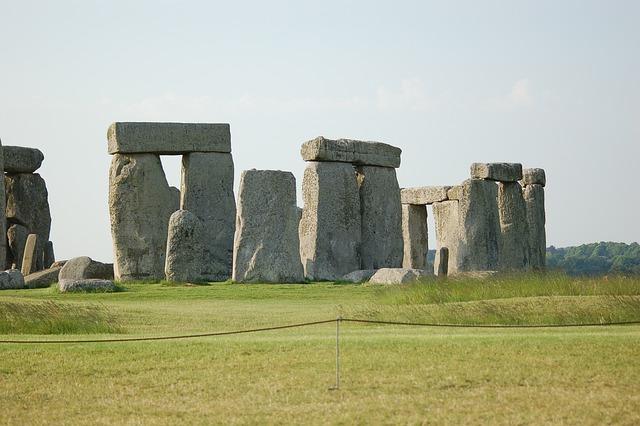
[0,300,123,334]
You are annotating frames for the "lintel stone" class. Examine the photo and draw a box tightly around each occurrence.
[522,168,546,187]
[401,186,450,205]
[470,163,523,182]
[107,122,231,155]
[301,136,401,168]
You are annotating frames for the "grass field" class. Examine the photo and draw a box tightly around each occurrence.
[1,276,639,424]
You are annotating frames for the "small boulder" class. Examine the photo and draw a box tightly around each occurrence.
[25,266,63,289]
[0,269,25,290]
[59,257,114,281]
[59,279,115,292]
[340,269,377,283]
[368,268,430,285]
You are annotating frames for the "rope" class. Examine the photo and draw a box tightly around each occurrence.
[1,317,639,344]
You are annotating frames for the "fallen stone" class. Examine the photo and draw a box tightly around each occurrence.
[59,279,115,292]
[107,122,231,155]
[21,234,38,276]
[59,256,114,281]
[432,201,460,275]
[25,266,62,289]
[400,186,450,205]
[340,269,377,283]
[470,163,523,182]
[0,269,24,290]
[232,170,304,283]
[5,173,51,271]
[299,161,361,280]
[109,153,177,281]
[497,182,530,270]
[368,268,430,285]
[2,146,44,173]
[402,204,428,269]
[7,224,28,270]
[301,136,401,168]
[165,210,205,283]
[44,241,55,269]
[522,168,546,187]
[181,152,236,281]
[524,184,546,270]
[357,166,403,270]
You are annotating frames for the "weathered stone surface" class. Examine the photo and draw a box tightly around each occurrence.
[109,153,176,281]
[524,184,546,270]
[299,162,361,280]
[169,186,181,211]
[0,269,24,290]
[357,166,403,270]
[497,182,530,270]
[59,279,115,292]
[232,170,304,283]
[107,122,231,155]
[21,234,38,276]
[5,173,51,271]
[402,204,428,269]
[433,201,460,275]
[181,152,236,281]
[470,163,523,182]
[7,224,28,270]
[340,269,376,283]
[368,268,430,284]
[2,146,44,173]
[165,210,205,283]
[400,186,450,205]
[446,186,463,201]
[59,256,114,281]
[0,139,5,270]
[44,241,55,269]
[522,168,546,187]
[301,136,401,168]
[51,260,67,268]
[25,266,62,289]
[436,247,449,277]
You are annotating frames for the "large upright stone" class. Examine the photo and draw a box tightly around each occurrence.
[165,210,205,283]
[7,224,28,270]
[0,139,7,270]
[402,204,428,269]
[524,184,546,270]
[109,153,176,281]
[470,163,523,182]
[299,161,361,280]
[497,182,530,270]
[181,152,236,281]
[301,137,401,168]
[2,146,44,173]
[400,186,450,205]
[357,166,403,270]
[233,170,304,283]
[107,122,231,155]
[432,200,460,275]
[21,234,37,276]
[5,173,50,271]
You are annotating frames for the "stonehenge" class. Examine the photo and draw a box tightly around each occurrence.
[401,204,428,269]
[523,169,546,270]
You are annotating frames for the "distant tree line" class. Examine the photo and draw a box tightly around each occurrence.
[426,242,640,276]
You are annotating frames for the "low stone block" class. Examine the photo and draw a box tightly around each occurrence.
[340,269,377,283]
[368,268,430,284]
[3,146,44,173]
[25,266,63,289]
[470,163,523,182]
[165,210,205,283]
[301,136,401,168]
[522,168,546,187]
[402,204,428,269]
[59,257,114,281]
[233,170,304,283]
[59,279,115,292]
[107,122,231,155]
[0,269,24,290]
[400,186,450,205]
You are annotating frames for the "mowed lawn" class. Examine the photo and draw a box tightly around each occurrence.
[1,279,639,425]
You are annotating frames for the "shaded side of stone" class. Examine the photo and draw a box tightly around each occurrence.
[44,241,55,269]
[401,204,428,269]
[0,139,5,270]
[25,266,62,289]
[524,184,546,270]
[0,269,24,290]
[59,279,115,292]
[7,224,28,270]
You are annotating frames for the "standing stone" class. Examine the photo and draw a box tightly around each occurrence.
[109,153,176,281]
[402,204,428,269]
[7,224,28,270]
[181,152,236,281]
[165,210,205,282]
[2,146,44,173]
[169,186,181,212]
[0,139,7,271]
[299,161,361,281]
[436,247,449,277]
[44,241,55,269]
[432,201,460,275]
[232,170,304,283]
[524,184,546,270]
[497,182,530,270]
[5,173,51,271]
[357,166,403,270]
[21,234,37,276]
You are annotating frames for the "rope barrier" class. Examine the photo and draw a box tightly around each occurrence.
[1,317,638,344]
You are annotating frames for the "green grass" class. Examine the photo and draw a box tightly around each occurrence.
[0,275,639,424]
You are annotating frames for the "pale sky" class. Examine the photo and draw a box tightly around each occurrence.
[1,0,638,262]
